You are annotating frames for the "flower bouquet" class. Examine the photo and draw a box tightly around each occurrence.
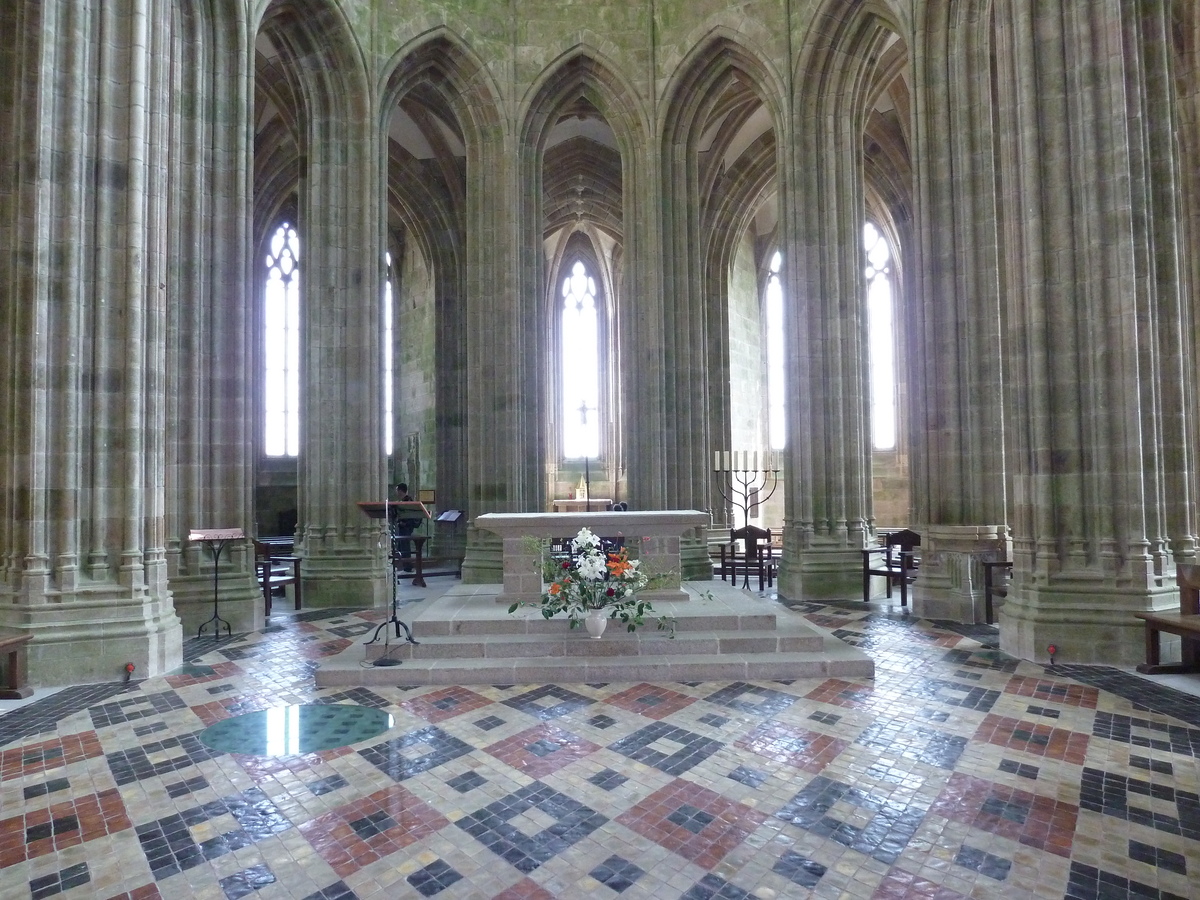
[508,527,674,636]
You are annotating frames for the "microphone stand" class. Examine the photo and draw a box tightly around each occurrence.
[363,487,420,665]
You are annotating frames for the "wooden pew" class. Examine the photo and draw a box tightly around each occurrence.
[1135,563,1200,674]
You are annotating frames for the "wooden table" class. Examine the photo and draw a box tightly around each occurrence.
[0,632,33,699]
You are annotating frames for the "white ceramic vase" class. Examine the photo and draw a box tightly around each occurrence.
[585,609,608,639]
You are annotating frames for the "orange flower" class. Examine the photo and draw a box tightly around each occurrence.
[606,550,633,577]
[549,582,563,595]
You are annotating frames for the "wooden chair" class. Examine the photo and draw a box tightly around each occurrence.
[253,539,302,614]
[982,559,1012,624]
[862,528,920,606]
[720,525,777,591]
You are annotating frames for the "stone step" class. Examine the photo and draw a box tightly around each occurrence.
[357,627,825,661]
[316,640,872,688]
[411,583,780,636]
[313,580,874,688]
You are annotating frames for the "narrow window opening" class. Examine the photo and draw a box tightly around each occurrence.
[561,260,600,459]
[766,251,786,450]
[864,222,897,450]
[384,251,394,457]
[264,223,300,457]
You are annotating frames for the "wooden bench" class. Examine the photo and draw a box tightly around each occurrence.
[1135,563,1200,674]
[0,632,33,699]
[254,539,302,614]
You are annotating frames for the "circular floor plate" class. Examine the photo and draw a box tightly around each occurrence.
[199,704,394,756]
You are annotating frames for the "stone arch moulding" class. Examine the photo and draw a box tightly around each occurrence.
[380,27,504,153]
[519,44,650,156]
[254,0,371,132]
[658,28,786,140]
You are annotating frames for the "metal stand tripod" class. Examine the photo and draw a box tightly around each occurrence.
[364,512,420,665]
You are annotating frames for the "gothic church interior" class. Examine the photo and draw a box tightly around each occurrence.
[3,3,1200,899]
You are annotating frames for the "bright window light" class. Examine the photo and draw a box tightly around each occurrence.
[264,223,300,457]
[561,261,600,459]
[864,222,896,450]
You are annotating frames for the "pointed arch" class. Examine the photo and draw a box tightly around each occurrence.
[660,29,786,143]
[519,45,650,154]
[252,0,382,607]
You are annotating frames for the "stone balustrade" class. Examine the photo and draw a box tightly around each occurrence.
[474,510,710,606]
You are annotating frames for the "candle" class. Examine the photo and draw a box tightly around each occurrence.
[724,450,731,471]
[714,451,719,472]
[753,450,758,471]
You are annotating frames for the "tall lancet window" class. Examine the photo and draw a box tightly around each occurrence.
[864,222,897,450]
[264,222,300,457]
[561,260,600,459]
[383,251,394,457]
[765,251,786,450]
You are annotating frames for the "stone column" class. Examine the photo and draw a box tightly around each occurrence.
[164,1,262,634]
[913,526,1009,623]
[907,0,1009,620]
[992,1,1195,664]
[0,0,182,684]
[778,15,891,598]
[459,113,527,584]
[275,10,386,608]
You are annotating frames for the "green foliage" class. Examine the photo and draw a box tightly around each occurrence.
[507,527,675,637]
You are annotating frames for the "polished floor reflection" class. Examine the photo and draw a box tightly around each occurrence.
[0,590,1198,900]
[199,704,394,756]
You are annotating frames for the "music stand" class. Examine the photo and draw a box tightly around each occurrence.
[189,528,244,639]
[436,509,465,578]
[356,501,421,665]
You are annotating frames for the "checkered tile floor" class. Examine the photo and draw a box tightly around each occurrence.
[1,596,1198,899]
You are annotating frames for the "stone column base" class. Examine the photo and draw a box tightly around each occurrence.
[911,525,1009,623]
[460,526,502,584]
[0,589,183,687]
[296,527,388,609]
[776,528,865,600]
[171,573,264,637]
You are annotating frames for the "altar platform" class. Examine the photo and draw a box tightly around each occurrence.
[314,578,873,687]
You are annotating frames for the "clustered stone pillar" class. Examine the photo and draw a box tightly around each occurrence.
[776,16,890,599]
[0,0,185,681]
[165,2,262,635]
[989,1,1194,663]
[282,9,388,609]
[908,1,1010,623]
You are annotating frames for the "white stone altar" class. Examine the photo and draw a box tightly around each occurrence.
[474,510,710,606]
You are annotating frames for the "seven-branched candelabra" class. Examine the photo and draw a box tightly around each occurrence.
[713,450,781,528]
